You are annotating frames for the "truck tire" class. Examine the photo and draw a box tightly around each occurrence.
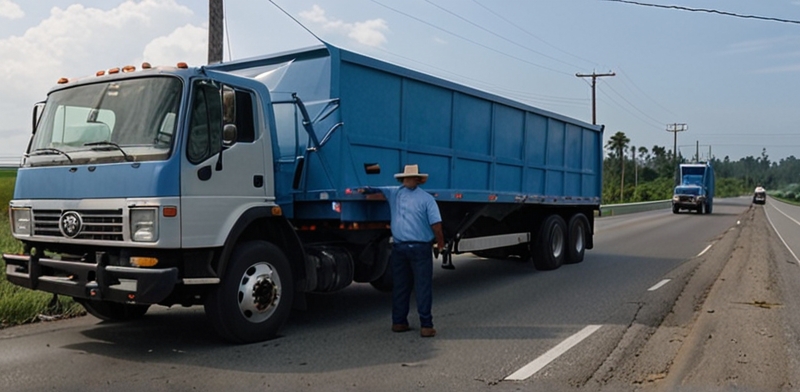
[672,205,679,214]
[706,202,713,214]
[697,203,705,214]
[204,241,294,343]
[532,215,566,271]
[565,213,589,264]
[76,299,149,321]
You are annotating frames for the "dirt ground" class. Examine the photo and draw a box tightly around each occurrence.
[589,205,800,391]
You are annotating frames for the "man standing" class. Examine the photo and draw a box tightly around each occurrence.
[365,164,445,338]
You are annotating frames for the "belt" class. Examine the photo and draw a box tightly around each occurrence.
[393,241,432,246]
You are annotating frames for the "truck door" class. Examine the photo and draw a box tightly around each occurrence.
[180,80,268,248]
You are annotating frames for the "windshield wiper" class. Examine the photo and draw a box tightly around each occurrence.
[28,148,73,163]
[84,141,132,162]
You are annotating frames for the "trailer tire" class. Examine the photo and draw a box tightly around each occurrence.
[532,215,567,271]
[204,241,294,343]
[369,261,393,292]
[565,214,589,264]
[76,299,149,321]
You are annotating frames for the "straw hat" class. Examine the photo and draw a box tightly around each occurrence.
[394,164,428,183]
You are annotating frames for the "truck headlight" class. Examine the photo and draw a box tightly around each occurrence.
[10,207,31,236]
[130,208,158,242]
[672,196,679,202]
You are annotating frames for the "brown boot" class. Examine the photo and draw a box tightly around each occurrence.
[392,324,411,333]
[420,327,436,338]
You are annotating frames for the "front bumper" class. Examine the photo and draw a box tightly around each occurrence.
[3,252,178,304]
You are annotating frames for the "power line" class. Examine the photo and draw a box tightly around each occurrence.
[603,0,800,25]
[615,67,678,119]
[370,0,573,76]
[421,0,586,70]
[471,0,598,68]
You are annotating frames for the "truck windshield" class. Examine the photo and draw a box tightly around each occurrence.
[675,186,700,195]
[26,76,182,166]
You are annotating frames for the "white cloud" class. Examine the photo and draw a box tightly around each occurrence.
[143,24,208,67]
[299,5,388,47]
[0,0,206,157]
[0,0,23,19]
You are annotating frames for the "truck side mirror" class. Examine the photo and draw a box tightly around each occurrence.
[223,123,237,147]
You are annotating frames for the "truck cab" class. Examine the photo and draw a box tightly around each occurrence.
[672,163,715,214]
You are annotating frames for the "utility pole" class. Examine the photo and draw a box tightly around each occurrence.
[208,0,224,64]
[576,71,615,125]
[666,123,687,163]
[667,123,687,185]
[696,140,699,162]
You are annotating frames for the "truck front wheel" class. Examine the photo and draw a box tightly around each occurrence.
[205,241,294,343]
[76,299,149,321]
[532,215,566,271]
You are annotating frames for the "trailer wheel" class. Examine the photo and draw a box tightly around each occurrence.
[76,299,149,321]
[532,215,567,271]
[565,214,589,264]
[369,260,393,292]
[204,241,294,343]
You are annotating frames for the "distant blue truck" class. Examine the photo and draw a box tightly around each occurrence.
[4,43,603,342]
[672,162,715,214]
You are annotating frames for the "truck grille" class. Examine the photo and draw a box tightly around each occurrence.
[32,209,124,241]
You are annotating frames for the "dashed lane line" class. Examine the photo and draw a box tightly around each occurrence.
[648,279,671,291]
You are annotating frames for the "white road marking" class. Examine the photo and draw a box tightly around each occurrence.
[505,325,602,381]
[696,244,713,257]
[648,279,671,291]
[764,204,800,265]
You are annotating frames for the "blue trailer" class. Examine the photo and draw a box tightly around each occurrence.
[672,162,715,214]
[4,43,603,342]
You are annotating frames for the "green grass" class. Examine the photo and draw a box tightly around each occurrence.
[0,173,84,328]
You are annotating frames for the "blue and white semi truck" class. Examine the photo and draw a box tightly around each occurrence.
[672,162,715,214]
[3,44,603,343]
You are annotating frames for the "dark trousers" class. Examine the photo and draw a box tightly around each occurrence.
[391,242,433,328]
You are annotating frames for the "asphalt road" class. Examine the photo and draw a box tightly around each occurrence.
[0,197,766,391]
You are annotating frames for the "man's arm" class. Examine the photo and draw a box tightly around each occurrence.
[357,186,387,200]
[431,222,445,252]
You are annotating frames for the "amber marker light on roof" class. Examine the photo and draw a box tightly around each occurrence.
[141,62,152,69]
[108,67,120,74]
[177,62,188,69]
[122,65,135,73]
[96,70,105,76]
[57,78,69,84]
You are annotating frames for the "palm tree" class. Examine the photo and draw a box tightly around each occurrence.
[605,131,630,202]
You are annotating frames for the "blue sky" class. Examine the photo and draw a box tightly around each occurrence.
[1,0,799,162]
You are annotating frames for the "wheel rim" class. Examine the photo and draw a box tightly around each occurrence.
[238,262,282,323]
[551,225,564,259]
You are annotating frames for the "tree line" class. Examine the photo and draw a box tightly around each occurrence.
[602,131,799,204]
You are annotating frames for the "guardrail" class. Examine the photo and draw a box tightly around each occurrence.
[599,200,671,216]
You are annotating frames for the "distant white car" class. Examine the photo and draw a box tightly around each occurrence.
[753,187,766,205]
